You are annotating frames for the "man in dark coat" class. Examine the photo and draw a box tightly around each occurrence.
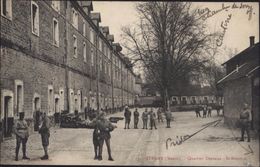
[13,112,30,161]
[239,103,252,142]
[39,112,50,160]
[165,109,172,128]
[157,108,163,122]
[87,112,117,161]
[142,108,148,129]
[149,108,157,130]
[195,105,201,118]
[133,108,139,129]
[124,106,131,129]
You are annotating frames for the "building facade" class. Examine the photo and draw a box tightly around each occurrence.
[218,36,259,131]
[0,0,136,140]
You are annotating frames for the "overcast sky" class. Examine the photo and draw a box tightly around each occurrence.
[92,1,259,66]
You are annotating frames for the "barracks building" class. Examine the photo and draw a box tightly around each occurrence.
[0,0,136,140]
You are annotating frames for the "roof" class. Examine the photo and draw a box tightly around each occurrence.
[222,42,259,65]
[217,60,259,84]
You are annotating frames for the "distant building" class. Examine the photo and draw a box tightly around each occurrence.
[170,85,219,105]
[217,36,259,131]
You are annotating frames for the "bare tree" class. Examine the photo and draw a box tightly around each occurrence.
[122,2,216,110]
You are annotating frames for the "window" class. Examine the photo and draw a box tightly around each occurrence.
[99,38,102,50]
[91,48,94,66]
[48,85,54,115]
[73,35,77,57]
[72,8,78,29]
[15,80,24,117]
[53,18,59,46]
[1,0,12,19]
[99,54,102,70]
[51,0,60,12]
[104,60,107,74]
[90,29,94,44]
[83,22,86,37]
[83,42,86,62]
[31,1,39,36]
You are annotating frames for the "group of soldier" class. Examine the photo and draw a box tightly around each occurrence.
[13,111,50,161]
[195,104,214,118]
[124,106,173,129]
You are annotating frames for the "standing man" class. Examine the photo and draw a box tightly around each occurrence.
[133,108,140,129]
[195,105,201,118]
[149,108,157,130]
[207,105,212,117]
[13,112,30,161]
[96,112,117,161]
[157,108,163,123]
[202,105,207,118]
[142,108,148,129]
[39,112,50,160]
[239,103,252,142]
[165,109,172,128]
[124,106,131,129]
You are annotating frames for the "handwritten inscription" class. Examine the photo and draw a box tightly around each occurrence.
[166,135,190,150]
[198,3,230,20]
[198,3,254,21]
[216,14,232,47]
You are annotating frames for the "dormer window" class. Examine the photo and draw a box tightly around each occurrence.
[51,0,60,12]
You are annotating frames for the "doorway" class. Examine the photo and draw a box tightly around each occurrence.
[3,96,13,137]
[33,97,40,131]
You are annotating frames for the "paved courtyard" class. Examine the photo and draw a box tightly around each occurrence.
[0,108,259,166]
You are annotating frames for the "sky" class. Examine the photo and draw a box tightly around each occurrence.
[92,1,259,67]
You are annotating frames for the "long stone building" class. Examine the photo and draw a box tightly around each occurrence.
[0,0,136,139]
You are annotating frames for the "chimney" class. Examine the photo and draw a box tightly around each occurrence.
[249,36,255,47]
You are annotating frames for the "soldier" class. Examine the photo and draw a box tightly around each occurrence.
[39,112,50,160]
[202,105,207,118]
[157,108,163,122]
[142,108,148,129]
[239,103,252,142]
[133,108,139,129]
[165,109,172,128]
[124,106,131,129]
[86,113,102,160]
[13,112,30,161]
[207,105,212,117]
[89,112,117,161]
[195,105,201,118]
[149,108,157,130]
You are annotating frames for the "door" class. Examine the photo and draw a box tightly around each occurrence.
[3,96,13,137]
[34,97,40,131]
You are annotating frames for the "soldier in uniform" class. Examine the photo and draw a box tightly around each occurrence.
[13,112,30,161]
[88,112,117,161]
[195,105,201,118]
[165,109,172,128]
[39,112,50,160]
[157,108,163,122]
[239,103,252,142]
[202,105,207,118]
[142,108,148,129]
[149,108,157,130]
[133,108,139,129]
[86,113,102,160]
[124,106,131,129]
[207,105,212,117]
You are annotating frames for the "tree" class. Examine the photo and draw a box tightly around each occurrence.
[122,2,216,110]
